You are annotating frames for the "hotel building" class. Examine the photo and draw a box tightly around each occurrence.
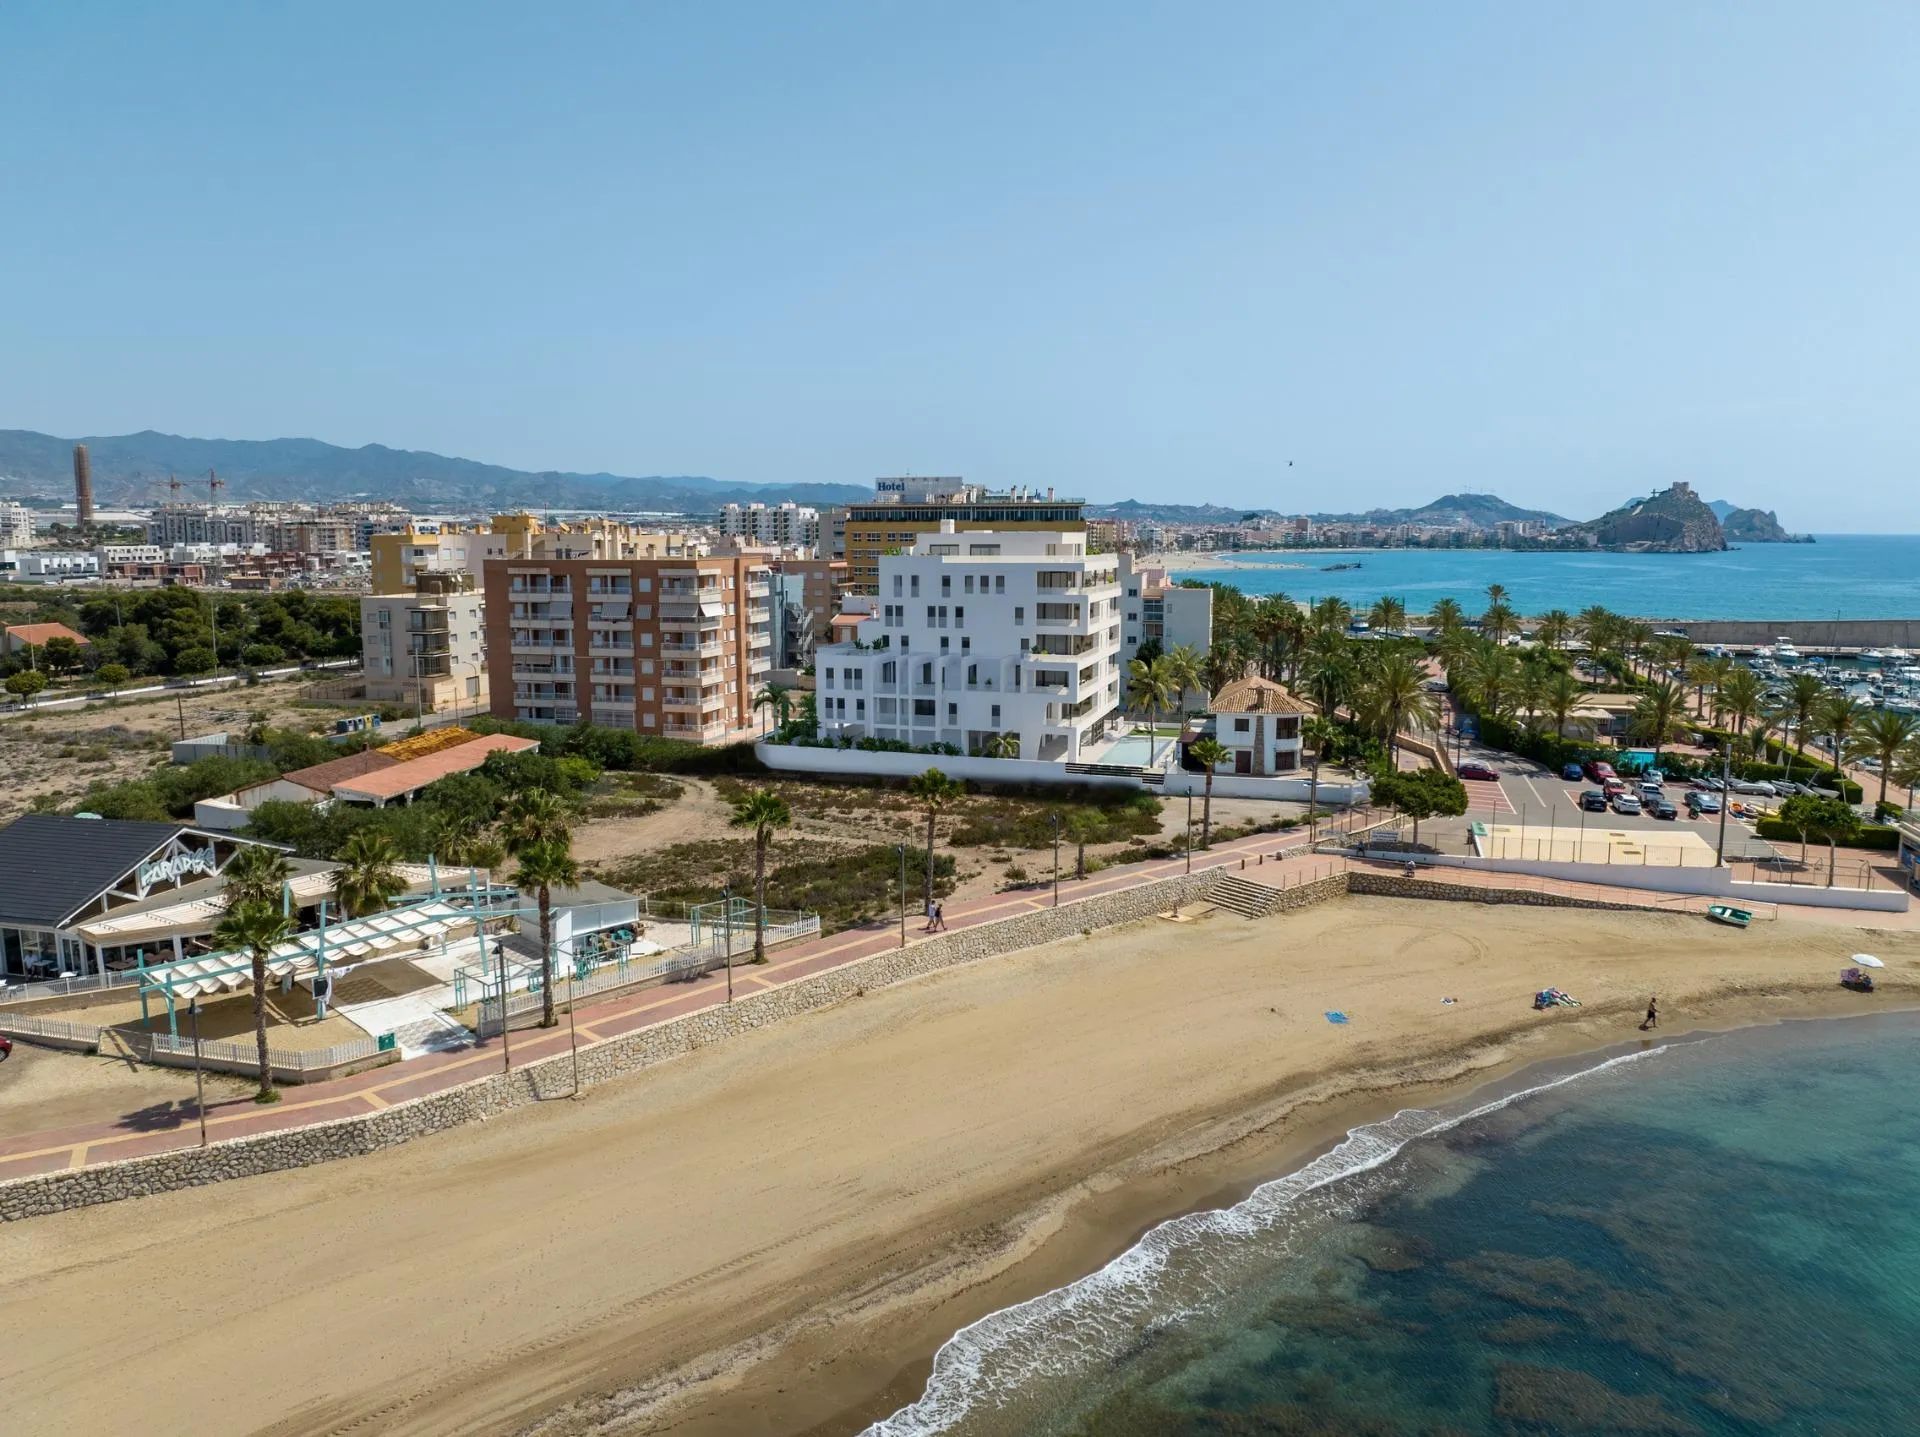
[810,524,1122,761]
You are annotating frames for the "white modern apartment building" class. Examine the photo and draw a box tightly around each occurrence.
[718,501,820,551]
[361,572,489,716]
[812,525,1124,762]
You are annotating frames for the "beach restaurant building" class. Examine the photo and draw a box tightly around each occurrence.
[0,814,438,984]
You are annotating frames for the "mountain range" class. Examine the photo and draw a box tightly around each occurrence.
[1087,492,1570,527]
[0,429,869,512]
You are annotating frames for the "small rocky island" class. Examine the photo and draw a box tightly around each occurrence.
[1715,504,1814,543]
[1556,482,1728,553]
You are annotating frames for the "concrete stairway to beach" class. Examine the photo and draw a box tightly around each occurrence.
[1209,873,1288,919]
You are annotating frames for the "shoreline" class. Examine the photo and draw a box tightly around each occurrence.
[561,982,1917,1437]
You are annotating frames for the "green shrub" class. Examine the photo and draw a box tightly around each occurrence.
[1754,818,1900,851]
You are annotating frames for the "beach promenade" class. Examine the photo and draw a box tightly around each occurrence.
[1,822,1912,1188]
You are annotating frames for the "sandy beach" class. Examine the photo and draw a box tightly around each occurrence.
[2,895,1913,1437]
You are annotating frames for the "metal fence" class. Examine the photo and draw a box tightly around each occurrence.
[0,967,145,1003]
[134,1030,383,1072]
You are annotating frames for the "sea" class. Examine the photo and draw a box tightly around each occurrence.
[1175,535,1920,620]
[867,1015,1920,1437]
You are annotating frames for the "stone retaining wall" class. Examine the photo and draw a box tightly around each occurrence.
[1,865,1691,1222]
[1,868,1224,1221]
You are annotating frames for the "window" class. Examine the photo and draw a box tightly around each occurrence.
[893,575,903,597]
[823,666,835,689]
[920,662,933,683]
[967,543,1000,555]
[881,660,897,683]
[1234,717,1250,732]
[991,704,1001,725]
[947,702,958,721]
[941,575,951,596]
[910,575,920,596]
[995,575,1005,593]
[855,699,866,717]
[966,664,978,685]
[940,637,950,652]
[961,637,970,652]
[964,575,974,594]
[1014,606,1024,624]
[954,606,964,627]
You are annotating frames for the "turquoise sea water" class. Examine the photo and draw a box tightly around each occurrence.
[870,1016,1920,1437]
[1177,535,1920,620]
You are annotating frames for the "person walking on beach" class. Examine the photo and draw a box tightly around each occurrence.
[1640,995,1658,1031]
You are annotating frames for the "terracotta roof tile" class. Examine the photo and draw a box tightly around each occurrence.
[1209,676,1313,716]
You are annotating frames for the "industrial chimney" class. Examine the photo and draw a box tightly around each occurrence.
[72,444,94,526]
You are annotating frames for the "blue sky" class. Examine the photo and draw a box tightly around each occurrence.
[4,2,1915,527]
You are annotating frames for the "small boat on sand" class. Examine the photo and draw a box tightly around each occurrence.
[1706,904,1753,929]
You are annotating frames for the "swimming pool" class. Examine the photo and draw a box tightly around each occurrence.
[1091,734,1159,766]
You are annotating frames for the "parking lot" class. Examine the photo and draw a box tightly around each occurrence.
[1433,736,1780,863]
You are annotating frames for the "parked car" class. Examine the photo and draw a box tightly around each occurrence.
[1458,762,1500,781]
[1730,778,1778,796]
[0,1033,10,1061]
[1580,789,1610,812]
[1585,760,1617,783]
[1612,794,1643,816]
[1642,768,1666,785]
[1603,778,1627,797]
[1690,776,1727,791]
[1651,799,1679,820]
[1639,780,1664,801]
[1561,762,1585,782]
[1688,793,1723,815]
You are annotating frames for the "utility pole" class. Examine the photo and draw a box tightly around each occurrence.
[1185,788,1194,874]
[722,884,734,1002]
[1050,812,1062,906]
[189,997,208,1147]
[1715,741,1732,867]
[897,842,908,947]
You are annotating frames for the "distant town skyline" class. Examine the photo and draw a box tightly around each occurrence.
[4,4,1915,531]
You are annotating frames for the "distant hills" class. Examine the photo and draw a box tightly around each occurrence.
[1558,484,1727,553]
[0,429,870,512]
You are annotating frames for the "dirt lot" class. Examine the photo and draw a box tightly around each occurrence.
[0,673,357,822]
[0,1041,252,1140]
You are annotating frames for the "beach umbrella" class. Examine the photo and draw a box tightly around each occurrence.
[1850,953,1885,969]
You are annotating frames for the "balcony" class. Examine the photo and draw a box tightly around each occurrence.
[510,631,574,653]
[507,578,570,596]
[663,719,729,739]
[514,683,575,703]
[661,638,725,658]
[512,658,574,678]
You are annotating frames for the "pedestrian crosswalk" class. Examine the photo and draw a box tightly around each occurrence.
[1458,776,1515,815]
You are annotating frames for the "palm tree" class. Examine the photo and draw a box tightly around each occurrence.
[907,768,964,913]
[1127,655,1179,764]
[1848,708,1917,809]
[1619,621,1655,679]
[1189,737,1228,847]
[1892,737,1920,811]
[752,683,793,731]
[1481,601,1517,646]
[1783,672,1826,756]
[212,899,296,1104]
[729,787,793,962]
[1357,650,1436,756]
[1816,694,1868,783]
[1576,605,1615,654]
[1302,715,1339,841]
[424,810,485,869]
[1201,642,1243,697]
[1542,670,1586,739]
[332,829,406,918]
[1534,609,1573,652]
[980,731,1020,758]
[500,788,569,851]
[1368,596,1407,634]
[1297,631,1352,720]
[1718,667,1763,738]
[1630,679,1689,762]
[1162,644,1203,717]
[513,839,579,1024]
[1063,809,1100,879]
[1462,641,1519,722]
[1485,583,1509,609]
[1428,597,1466,635]
[223,842,292,912]
[1308,596,1353,634]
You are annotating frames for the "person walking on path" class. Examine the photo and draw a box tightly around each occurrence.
[923,900,936,933]
[930,901,946,932]
[1640,995,1659,1031]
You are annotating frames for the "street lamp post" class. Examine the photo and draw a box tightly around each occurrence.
[1185,788,1194,874]
[493,939,513,1072]
[722,884,734,1003]
[897,842,907,947]
[1049,812,1062,906]
[189,997,208,1147]
[1715,741,1732,867]
[566,962,582,1098]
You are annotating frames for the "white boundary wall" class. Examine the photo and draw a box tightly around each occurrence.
[1402,850,1909,912]
[758,741,1369,806]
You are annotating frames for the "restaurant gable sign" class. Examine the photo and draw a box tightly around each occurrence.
[135,844,218,897]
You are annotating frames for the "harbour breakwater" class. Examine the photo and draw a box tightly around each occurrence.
[1641,617,1920,649]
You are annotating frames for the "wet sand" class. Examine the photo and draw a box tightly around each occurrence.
[1,896,1912,1437]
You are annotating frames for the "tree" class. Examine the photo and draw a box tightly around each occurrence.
[979,730,1021,758]
[1542,670,1586,739]
[1717,667,1763,738]
[1783,673,1826,754]
[1062,809,1101,879]
[1849,708,1920,809]
[1534,609,1573,652]
[1427,597,1466,634]
[1775,793,1861,886]
[211,899,297,1103]
[332,829,406,917]
[1353,650,1436,755]
[1892,737,1920,811]
[1161,644,1203,715]
[41,636,81,674]
[513,838,580,1022]
[1127,655,1179,765]
[223,842,293,912]
[175,646,216,675]
[5,670,47,703]
[1371,766,1468,847]
[1302,715,1339,841]
[1816,695,1869,780]
[1481,601,1517,646]
[1367,596,1407,634]
[729,787,793,963]
[499,788,570,850]
[752,683,793,730]
[1188,737,1229,847]
[907,768,965,912]
[1629,679,1689,761]
[95,662,131,693]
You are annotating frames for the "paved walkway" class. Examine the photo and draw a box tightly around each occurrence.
[1,811,1909,1185]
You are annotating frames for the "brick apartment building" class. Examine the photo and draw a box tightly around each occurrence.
[484,550,774,742]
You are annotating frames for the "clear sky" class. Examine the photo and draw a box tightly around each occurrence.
[4,2,1915,527]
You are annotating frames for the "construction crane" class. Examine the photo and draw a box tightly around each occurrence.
[208,468,225,502]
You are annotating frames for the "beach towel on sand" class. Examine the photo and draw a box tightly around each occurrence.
[1324,1011,1350,1025]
